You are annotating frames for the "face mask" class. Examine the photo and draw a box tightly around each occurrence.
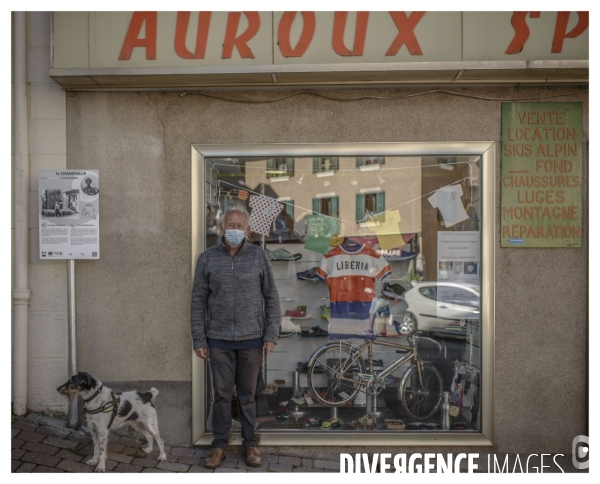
[225,229,246,247]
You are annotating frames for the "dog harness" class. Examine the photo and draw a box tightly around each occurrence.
[83,385,121,430]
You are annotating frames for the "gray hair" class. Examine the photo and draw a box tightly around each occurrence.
[218,204,250,227]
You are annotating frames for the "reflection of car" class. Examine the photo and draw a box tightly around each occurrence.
[400,282,480,332]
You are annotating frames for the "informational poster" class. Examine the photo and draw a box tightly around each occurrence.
[501,102,582,248]
[436,231,480,321]
[39,170,100,259]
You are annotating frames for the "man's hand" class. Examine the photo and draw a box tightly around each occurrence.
[263,342,275,356]
[195,347,209,360]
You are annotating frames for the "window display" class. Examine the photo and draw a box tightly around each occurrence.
[204,154,482,434]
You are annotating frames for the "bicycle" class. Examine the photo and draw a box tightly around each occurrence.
[306,332,445,421]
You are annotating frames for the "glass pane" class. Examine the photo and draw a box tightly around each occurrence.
[203,154,482,433]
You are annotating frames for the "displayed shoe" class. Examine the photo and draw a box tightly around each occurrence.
[349,413,376,430]
[377,248,416,261]
[267,248,302,261]
[382,282,407,299]
[300,325,329,337]
[285,309,310,318]
[321,417,344,429]
[320,305,331,320]
[383,375,397,386]
[302,417,322,427]
[384,419,406,430]
[261,384,278,396]
[304,391,314,405]
[297,267,321,281]
[276,402,289,420]
[203,448,227,469]
[372,359,384,370]
[290,393,306,405]
[245,446,262,467]
[297,361,325,373]
[318,391,335,403]
[353,390,366,407]
[278,330,296,338]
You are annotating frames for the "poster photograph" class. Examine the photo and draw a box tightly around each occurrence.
[38,170,100,259]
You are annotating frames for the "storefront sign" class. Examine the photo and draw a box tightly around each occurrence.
[38,170,100,259]
[52,11,588,69]
[501,103,582,248]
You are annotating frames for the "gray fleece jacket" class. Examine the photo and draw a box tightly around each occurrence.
[190,237,280,349]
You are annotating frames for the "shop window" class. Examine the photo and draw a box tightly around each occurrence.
[357,156,385,167]
[312,196,339,217]
[198,148,490,443]
[355,191,385,222]
[313,157,339,173]
[267,158,295,178]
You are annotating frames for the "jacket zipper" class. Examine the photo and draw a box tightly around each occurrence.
[232,258,235,340]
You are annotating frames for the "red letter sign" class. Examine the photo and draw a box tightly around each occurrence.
[119,12,157,60]
[278,12,316,57]
[174,12,212,59]
[552,11,588,53]
[332,12,369,56]
[505,12,541,54]
[222,12,261,59]
[386,12,425,56]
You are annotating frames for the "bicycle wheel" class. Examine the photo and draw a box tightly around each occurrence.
[399,363,443,421]
[307,342,366,407]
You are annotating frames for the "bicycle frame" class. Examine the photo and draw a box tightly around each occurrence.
[328,338,428,391]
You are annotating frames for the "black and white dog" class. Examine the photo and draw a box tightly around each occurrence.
[57,372,167,472]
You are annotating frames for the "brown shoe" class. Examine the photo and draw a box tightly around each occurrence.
[203,448,226,469]
[245,446,262,467]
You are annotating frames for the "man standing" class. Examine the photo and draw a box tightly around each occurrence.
[191,205,280,469]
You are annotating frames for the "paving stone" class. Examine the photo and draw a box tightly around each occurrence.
[260,453,279,464]
[245,463,270,471]
[107,441,125,452]
[12,413,27,421]
[56,449,84,462]
[114,463,143,473]
[12,460,22,472]
[67,431,91,443]
[108,433,121,442]
[22,441,59,455]
[17,430,46,442]
[32,465,64,472]
[34,414,70,429]
[122,446,141,456]
[16,462,37,472]
[106,450,133,464]
[117,437,143,449]
[188,465,214,473]
[12,438,25,448]
[12,420,39,431]
[12,428,20,438]
[228,450,247,461]
[43,436,78,449]
[21,452,60,467]
[106,460,118,471]
[172,446,195,456]
[193,448,212,458]
[37,425,71,439]
[57,459,94,473]
[132,457,158,468]
[279,455,302,466]
[313,459,339,470]
[220,459,242,468]
[214,468,247,472]
[268,463,293,472]
[12,448,26,460]
[176,455,203,466]
[302,458,314,467]
[157,461,190,472]
[25,412,41,423]
[146,450,177,462]
[142,468,174,473]
[293,467,324,472]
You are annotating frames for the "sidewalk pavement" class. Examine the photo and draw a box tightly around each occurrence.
[11,412,339,473]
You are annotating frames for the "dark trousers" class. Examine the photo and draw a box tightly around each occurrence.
[208,346,263,449]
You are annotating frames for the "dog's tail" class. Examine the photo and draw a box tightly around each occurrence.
[149,388,159,403]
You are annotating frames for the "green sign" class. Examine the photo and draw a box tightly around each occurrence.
[501,102,583,248]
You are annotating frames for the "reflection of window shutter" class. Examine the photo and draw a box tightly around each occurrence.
[287,158,295,177]
[332,158,340,172]
[266,159,275,178]
[356,194,364,222]
[313,158,320,173]
[285,200,295,219]
[378,157,385,165]
[331,196,339,217]
[356,157,364,167]
[376,191,385,213]
[312,198,319,214]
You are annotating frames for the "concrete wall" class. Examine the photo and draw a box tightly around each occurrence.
[11,12,69,415]
[64,87,588,452]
